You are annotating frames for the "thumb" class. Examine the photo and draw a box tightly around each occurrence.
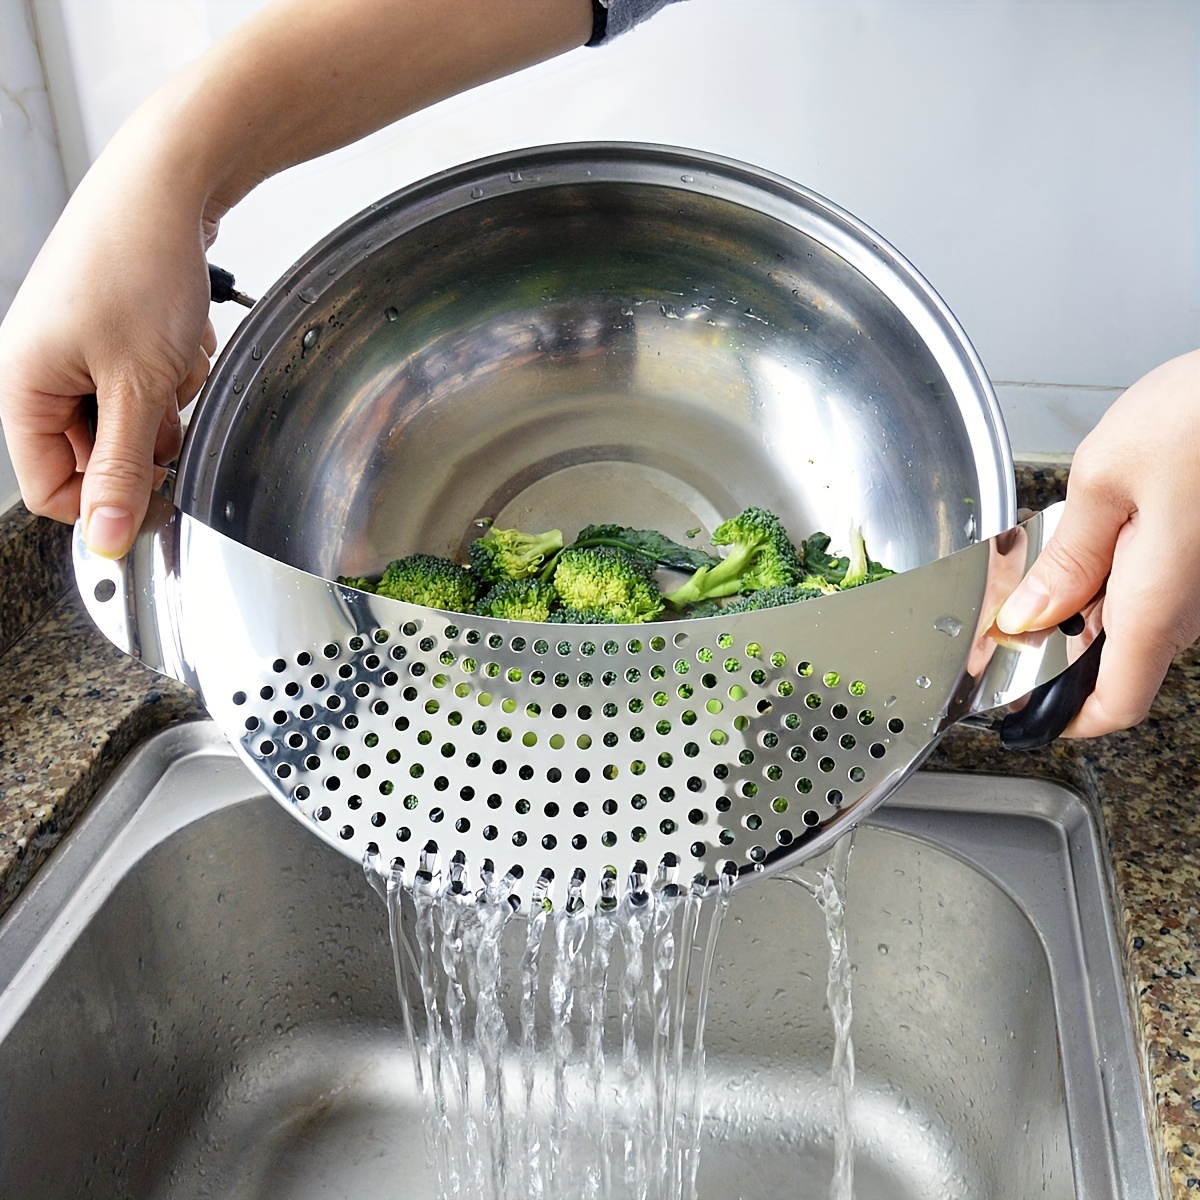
[996,495,1126,634]
[79,370,172,558]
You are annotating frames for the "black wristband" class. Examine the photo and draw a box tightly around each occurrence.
[586,0,608,45]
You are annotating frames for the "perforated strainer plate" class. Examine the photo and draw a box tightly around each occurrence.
[75,496,1073,913]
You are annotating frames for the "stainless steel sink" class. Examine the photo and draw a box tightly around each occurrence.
[0,723,1159,1199]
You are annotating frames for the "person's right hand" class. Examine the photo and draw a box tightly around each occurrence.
[0,0,595,560]
[0,129,217,559]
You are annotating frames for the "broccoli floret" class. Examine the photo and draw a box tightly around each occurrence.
[546,606,611,624]
[679,599,726,619]
[721,584,825,614]
[840,527,871,589]
[553,546,665,624]
[801,528,895,590]
[839,526,895,588]
[469,526,563,584]
[799,573,840,596]
[664,506,802,608]
[337,575,377,594]
[374,554,477,612]
[474,578,559,622]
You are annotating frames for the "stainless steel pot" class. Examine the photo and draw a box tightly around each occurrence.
[75,145,1071,901]
[176,143,1014,579]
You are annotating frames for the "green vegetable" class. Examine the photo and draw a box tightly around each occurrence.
[469,526,564,584]
[800,528,894,590]
[571,524,720,573]
[336,512,894,623]
[664,506,803,608]
[552,546,665,624]
[839,526,894,588]
[546,606,611,624]
[721,584,826,614]
[475,578,559,622]
[336,575,378,594]
[372,554,478,612]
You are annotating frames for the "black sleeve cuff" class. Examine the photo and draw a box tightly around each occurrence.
[586,0,609,46]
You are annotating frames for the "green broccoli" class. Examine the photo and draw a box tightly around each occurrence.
[552,546,665,624]
[800,528,895,590]
[337,575,378,594]
[799,573,840,596]
[469,526,563,584]
[720,584,826,614]
[475,578,559,622]
[839,526,895,588]
[546,606,611,624]
[373,554,478,612]
[569,524,720,572]
[664,506,802,608]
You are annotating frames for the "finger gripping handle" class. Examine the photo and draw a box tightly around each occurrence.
[999,628,1106,751]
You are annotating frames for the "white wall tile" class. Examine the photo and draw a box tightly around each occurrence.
[0,0,69,511]
[33,0,1200,464]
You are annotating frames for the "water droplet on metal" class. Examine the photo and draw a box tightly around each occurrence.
[680,173,695,183]
[384,307,399,322]
[223,501,235,522]
[933,615,963,637]
[509,170,523,183]
[301,328,319,354]
[298,287,318,304]
[250,344,262,361]
[470,186,484,199]
[915,675,931,689]
[964,513,977,541]
[473,516,494,530]
[231,380,243,394]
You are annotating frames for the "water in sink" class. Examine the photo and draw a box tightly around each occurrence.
[0,725,1159,1199]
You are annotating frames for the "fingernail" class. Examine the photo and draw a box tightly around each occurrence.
[996,574,1050,634]
[86,505,134,559]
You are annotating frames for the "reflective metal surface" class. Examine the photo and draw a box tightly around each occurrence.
[75,496,1081,911]
[0,726,1158,1198]
[175,144,1014,579]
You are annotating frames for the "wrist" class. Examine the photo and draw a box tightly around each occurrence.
[110,71,265,232]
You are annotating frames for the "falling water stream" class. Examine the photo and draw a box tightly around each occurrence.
[781,831,857,1200]
[365,835,855,1200]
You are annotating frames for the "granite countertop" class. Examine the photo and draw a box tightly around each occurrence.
[1,468,1198,1197]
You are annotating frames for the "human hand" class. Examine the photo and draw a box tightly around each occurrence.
[996,348,1200,737]
[0,131,217,558]
[0,0,594,559]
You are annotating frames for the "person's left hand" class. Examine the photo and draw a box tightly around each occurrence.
[997,348,1200,737]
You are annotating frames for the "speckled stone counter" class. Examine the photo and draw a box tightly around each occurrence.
[0,506,205,915]
[1,471,1197,1197]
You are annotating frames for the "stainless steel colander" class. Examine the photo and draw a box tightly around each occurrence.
[73,495,1089,912]
[72,144,1082,911]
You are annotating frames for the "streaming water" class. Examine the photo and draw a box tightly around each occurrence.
[365,848,732,1200]
[821,835,857,1200]
[783,830,858,1200]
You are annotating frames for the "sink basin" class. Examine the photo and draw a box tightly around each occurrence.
[0,723,1159,1198]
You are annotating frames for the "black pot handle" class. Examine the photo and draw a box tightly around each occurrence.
[999,617,1106,751]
